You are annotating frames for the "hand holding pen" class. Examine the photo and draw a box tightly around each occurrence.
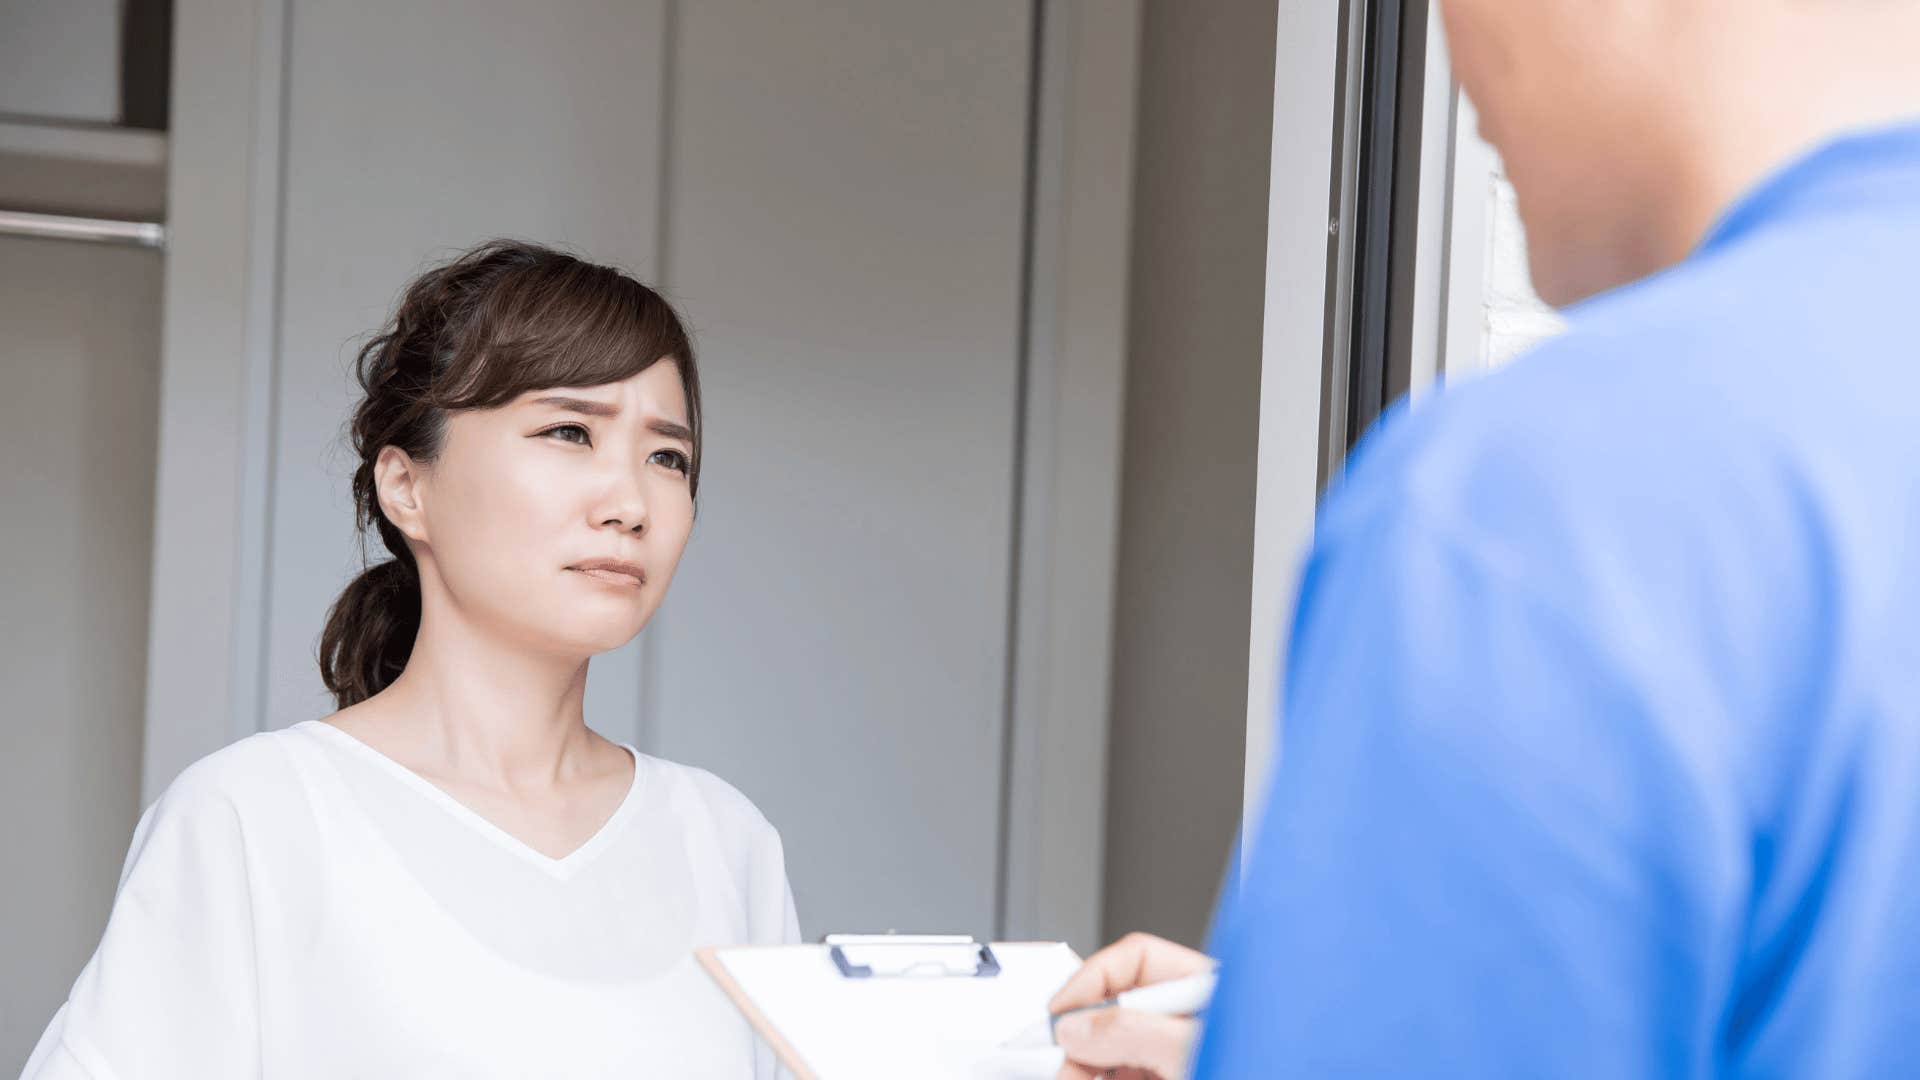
[1043,933,1217,1080]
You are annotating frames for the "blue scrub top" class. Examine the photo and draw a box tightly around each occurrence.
[1195,121,1920,1078]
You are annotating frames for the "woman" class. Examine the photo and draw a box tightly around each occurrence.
[23,241,798,1078]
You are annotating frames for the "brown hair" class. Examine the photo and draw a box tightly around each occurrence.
[318,239,701,709]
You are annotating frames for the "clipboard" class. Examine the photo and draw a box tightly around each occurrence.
[698,934,1084,1080]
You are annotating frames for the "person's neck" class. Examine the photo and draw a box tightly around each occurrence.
[378,599,598,792]
[1652,16,1920,275]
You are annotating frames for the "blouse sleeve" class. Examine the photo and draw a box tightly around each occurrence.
[20,765,262,1079]
[748,822,801,947]
[746,821,801,1080]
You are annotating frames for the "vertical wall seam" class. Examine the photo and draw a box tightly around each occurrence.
[232,0,292,737]
[994,0,1048,942]
[635,0,680,755]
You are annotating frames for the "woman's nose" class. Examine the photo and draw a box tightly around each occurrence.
[592,469,650,535]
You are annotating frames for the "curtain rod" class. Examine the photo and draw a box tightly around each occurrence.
[0,209,166,250]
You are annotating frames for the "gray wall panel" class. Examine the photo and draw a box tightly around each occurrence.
[0,237,162,1068]
[1101,0,1274,950]
[0,0,121,123]
[655,1,1032,936]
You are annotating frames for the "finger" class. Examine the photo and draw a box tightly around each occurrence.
[1049,933,1214,1012]
[1057,1061,1146,1080]
[1049,933,1212,1012]
[1055,1009,1199,1079]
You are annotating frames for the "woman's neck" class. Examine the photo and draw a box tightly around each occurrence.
[368,606,602,791]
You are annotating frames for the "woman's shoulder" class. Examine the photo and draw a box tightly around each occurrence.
[638,753,780,844]
[639,754,796,934]
[146,724,317,824]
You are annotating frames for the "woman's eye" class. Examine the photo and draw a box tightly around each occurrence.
[651,449,691,475]
[541,423,592,446]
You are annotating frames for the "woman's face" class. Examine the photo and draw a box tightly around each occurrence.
[397,361,697,659]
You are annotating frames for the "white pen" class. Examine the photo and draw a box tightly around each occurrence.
[999,969,1219,1050]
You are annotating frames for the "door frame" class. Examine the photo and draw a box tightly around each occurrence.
[141,0,288,802]
[1244,1,1350,836]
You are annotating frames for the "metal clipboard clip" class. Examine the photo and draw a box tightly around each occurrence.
[823,933,1003,979]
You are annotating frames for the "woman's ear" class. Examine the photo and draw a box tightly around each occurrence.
[373,446,430,544]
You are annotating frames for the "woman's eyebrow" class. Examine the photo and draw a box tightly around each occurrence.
[531,395,618,417]
[650,419,694,443]
[531,396,690,441]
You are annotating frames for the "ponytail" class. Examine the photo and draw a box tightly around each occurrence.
[319,557,421,708]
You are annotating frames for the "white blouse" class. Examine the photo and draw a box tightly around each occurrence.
[23,720,800,1079]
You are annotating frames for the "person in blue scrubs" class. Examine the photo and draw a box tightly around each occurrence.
[1051,1,1920,1076]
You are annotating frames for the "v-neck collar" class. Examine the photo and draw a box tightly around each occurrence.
[298,719,644,882]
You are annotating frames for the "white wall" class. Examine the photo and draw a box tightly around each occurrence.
[1482,163,1566,365]
[0,236,163,1069]
[1443,100,1565,375]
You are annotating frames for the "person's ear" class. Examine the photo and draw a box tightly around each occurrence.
[373,446,431,544]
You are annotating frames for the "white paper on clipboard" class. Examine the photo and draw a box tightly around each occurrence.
[698,940,1083,1080]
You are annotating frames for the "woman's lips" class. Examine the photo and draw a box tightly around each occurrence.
[568,560,647,587]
